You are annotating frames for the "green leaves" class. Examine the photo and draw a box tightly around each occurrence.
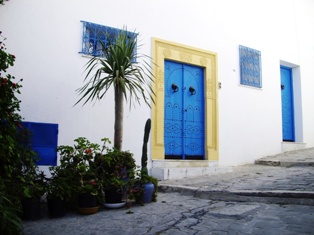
[76,28,155,108]
[54,137,111,200]
[0,194,23,235]
[0,31,38,235]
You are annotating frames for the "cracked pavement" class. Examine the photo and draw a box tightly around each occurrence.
[23,148,314,234]
[23,192,314,235]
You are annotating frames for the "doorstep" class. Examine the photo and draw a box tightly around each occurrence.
[151,160,231,180]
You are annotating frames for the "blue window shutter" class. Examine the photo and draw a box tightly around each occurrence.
[239,45,262,88]
[80,21,137,60]
[22,122,58,166]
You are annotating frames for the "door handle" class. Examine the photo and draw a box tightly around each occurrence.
[281,84,285,90]
[172,83,179,92]
[189,86,196,95]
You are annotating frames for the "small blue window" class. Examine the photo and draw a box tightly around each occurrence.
[239,45,262,88]
[22,122,58,166]
[80,21,137,58]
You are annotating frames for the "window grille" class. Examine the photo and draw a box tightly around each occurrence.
[80,21,137,58]
[239,45,262,88]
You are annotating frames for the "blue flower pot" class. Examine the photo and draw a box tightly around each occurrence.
[142,182,155,203]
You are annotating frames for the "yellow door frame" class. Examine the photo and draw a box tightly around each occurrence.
[151,38,219,161]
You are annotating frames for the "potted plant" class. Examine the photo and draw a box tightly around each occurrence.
[56,137,104,214]
[76,28,155,152]
[76,165,102,214]
[131,119,158,204]
[95,148,136,207]
[45,165,72,218]
[21,169,46,220]
[46,179,67,218]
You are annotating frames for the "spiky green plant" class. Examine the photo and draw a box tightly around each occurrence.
[141,118,151,177]
[76,28,154,151]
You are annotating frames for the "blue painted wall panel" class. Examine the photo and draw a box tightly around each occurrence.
[22,122,58,166]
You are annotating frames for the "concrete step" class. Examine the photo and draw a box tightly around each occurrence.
[255,159,314,167]
[151,160,231,180]
[255,147,314,167]
[158,185,314,206]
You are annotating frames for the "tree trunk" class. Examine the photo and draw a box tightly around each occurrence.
[114,85,124,151]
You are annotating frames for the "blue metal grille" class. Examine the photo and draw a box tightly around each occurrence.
[81,21,137,58]
[239,45,262,88]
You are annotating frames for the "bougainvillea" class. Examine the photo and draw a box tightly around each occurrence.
[0,31,23,121]
[0,31,38,235]
[0,31,25,176]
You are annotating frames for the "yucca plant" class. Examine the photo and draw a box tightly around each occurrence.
[76,28,154,150]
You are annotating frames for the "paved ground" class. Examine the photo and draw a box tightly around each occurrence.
[23,148,314,235]
[159,148,314,206]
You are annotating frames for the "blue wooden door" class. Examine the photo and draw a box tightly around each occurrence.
[164,60,205,160]
[280,66,295,141]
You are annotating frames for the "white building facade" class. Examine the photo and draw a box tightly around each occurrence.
[1,0,313,179]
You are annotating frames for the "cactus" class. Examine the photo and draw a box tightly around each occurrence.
[141,118,151,177]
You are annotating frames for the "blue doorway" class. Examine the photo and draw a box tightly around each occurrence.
[280,66,295,141]
[164,60,205,160]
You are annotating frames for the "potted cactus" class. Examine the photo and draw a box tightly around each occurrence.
[131,118,158,204]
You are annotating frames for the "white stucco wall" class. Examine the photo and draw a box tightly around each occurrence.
[1,0,313,169]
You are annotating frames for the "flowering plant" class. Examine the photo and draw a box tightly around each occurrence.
[55,137,108,202]
[0,31,40,234]
[0,31,23,126]
[79,178,99,196]
[94,148,136,194]
[1,31,40,197]
[77,162,101,196]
